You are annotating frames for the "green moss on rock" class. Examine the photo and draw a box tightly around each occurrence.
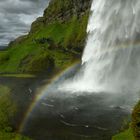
[0,85,16,130]
[132,101,140,140]
[25,53,55,74]
[0,85,31,140]
[0,132,32,140]
[112,128,134,140]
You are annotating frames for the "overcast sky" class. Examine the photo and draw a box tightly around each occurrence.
[0,0,50,47]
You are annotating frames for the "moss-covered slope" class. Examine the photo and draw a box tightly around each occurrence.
[132,101,140,140]
[112,128,134,140]
[0,0,91,75]
[0,85,31,140]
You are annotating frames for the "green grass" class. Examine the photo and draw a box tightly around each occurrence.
[0,41,38,73]
[31,14,89,49]
[0,85,16,130]
[132,101,140,140]
[0,74,35,78]
[0,85,10,95]
[112,128,134,140]
[0,132,32,140]
[0,85,32,140]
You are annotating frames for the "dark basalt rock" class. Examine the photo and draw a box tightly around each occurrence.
[29,0,92,33]
[44,0,92,23]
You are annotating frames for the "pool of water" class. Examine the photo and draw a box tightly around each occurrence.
[22,91,130,140]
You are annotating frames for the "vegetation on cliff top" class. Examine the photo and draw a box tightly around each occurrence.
[0,0,91,75]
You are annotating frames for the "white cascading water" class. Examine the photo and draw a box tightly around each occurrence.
[59,0,140,95]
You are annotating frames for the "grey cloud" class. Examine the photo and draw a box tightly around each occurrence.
[0,0,50,47]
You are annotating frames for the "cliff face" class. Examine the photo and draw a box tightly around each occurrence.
[31,0,91,25]
[43,0,91,23]
[0,0,92,74]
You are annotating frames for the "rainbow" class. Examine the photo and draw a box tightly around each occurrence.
[17,42,140,133]
[18,61,79,133]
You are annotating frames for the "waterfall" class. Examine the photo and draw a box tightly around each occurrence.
[59,0,140,94]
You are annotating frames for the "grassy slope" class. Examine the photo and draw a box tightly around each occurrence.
[0,132,31,140]
[132,101,140,140]
[112,128,134,140]
[0,2,89,74]
[0,74,35,78]
[0,85,31,140]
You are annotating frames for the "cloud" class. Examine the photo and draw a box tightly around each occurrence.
[0,0,50,48]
